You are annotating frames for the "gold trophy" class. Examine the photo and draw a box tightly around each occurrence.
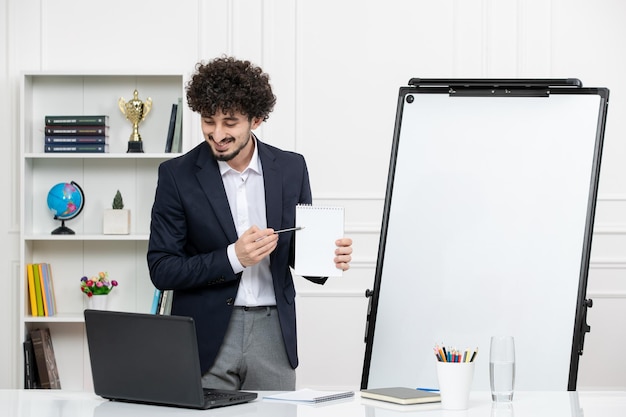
[118,89,152,153]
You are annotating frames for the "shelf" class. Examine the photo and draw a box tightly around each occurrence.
[25,153,181,160]
[24,313,86,324]
[19,71,186,391]
[24,234,150,241]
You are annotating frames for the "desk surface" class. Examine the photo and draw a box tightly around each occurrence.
[2,390,626,417]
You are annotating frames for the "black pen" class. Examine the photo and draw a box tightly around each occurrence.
[255,227,304,242]
[273,226,304,234]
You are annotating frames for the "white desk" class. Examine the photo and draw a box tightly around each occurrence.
[1,390,626,417]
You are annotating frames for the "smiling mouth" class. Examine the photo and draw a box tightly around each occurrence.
[212,137,234,151]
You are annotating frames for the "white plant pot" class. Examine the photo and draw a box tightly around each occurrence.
[88,294,109,310]
[103,209,130,235]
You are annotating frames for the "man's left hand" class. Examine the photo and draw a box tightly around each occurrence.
[334,238,353,271]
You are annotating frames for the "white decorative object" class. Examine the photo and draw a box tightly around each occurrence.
[103,190,130,235]
[103,209,130,234]
[88,294,109,310]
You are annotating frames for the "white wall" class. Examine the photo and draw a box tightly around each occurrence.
[1,0,625,390]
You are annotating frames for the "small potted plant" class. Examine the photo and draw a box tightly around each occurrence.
[103,189,130,234]
[80,271,119,310]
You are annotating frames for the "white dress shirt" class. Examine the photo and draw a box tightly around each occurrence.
[219,138,277,307]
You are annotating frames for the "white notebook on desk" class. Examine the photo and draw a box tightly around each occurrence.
[294,205,345,277]
[264,388,354,404]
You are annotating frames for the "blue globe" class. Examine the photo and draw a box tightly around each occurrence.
[47,181,85,234]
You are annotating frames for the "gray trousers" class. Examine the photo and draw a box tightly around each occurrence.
[201,306,296,390]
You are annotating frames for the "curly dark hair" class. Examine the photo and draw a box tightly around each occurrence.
[186,56,276,121]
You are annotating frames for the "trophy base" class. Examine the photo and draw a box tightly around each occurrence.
[127,141,144,153]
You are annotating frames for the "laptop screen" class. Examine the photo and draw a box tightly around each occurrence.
[84,310,207,408]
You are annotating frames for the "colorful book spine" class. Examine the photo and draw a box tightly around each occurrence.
[45,135,107,144]
[26,264,38,316]
[40,263,55,316]
[32,264,44,316]
[27,263,57,316]
[150,288,162,314]
[45,126,109,136]
[37,264,49,317]
[45,115,109,126]
[45,264,58,316]
[45,144,108,153]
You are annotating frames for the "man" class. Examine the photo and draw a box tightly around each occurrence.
[147,56,353,391]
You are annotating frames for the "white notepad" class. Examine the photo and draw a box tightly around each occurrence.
[264,388,354,404]
[294,205,345,277]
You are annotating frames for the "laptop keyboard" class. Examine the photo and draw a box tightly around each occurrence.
[204,390,230,400]
[203,389,249,403]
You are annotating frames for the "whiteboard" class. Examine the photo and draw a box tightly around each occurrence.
[362,81,608,392]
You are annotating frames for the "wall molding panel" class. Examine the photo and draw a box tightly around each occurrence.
[590,260,626,270]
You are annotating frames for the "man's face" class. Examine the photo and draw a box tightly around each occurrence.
[201,110,262,168]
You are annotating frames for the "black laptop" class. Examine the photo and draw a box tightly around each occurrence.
[84,309,257,409]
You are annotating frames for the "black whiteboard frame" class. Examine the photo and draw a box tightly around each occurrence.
[361,78,609,391]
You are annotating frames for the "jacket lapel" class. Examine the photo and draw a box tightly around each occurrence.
[194,143,238,242]
[258,140,283,230]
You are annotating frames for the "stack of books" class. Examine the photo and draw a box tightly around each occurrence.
[24,328,61,389]
[26,263,57,317]
[44,115,109,153]
[150,288,173,315]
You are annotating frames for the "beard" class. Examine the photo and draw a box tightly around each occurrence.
[210,133,251,162]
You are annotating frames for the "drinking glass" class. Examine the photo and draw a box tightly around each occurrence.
[489,336,515,402]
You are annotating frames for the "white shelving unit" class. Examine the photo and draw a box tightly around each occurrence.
[19,72,190,390]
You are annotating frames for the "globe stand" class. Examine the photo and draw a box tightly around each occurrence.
[51,218,75,235]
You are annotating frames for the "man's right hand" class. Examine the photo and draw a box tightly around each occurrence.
[234,226,279,268]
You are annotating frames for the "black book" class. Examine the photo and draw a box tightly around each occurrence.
[45,135,108,144]
[45,143,108,153]
[30,328,61,389]
[23,336,40,389]
[164,103,178,152]
[45,126,109,136]
[171,97,183,153]
[45,115,109,126]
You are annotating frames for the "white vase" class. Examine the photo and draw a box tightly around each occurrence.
[88,294,109,310]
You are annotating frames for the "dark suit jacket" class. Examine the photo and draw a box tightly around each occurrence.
[147,139,325,374]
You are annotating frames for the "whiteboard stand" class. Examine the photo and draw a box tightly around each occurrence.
[361,79,609,391]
